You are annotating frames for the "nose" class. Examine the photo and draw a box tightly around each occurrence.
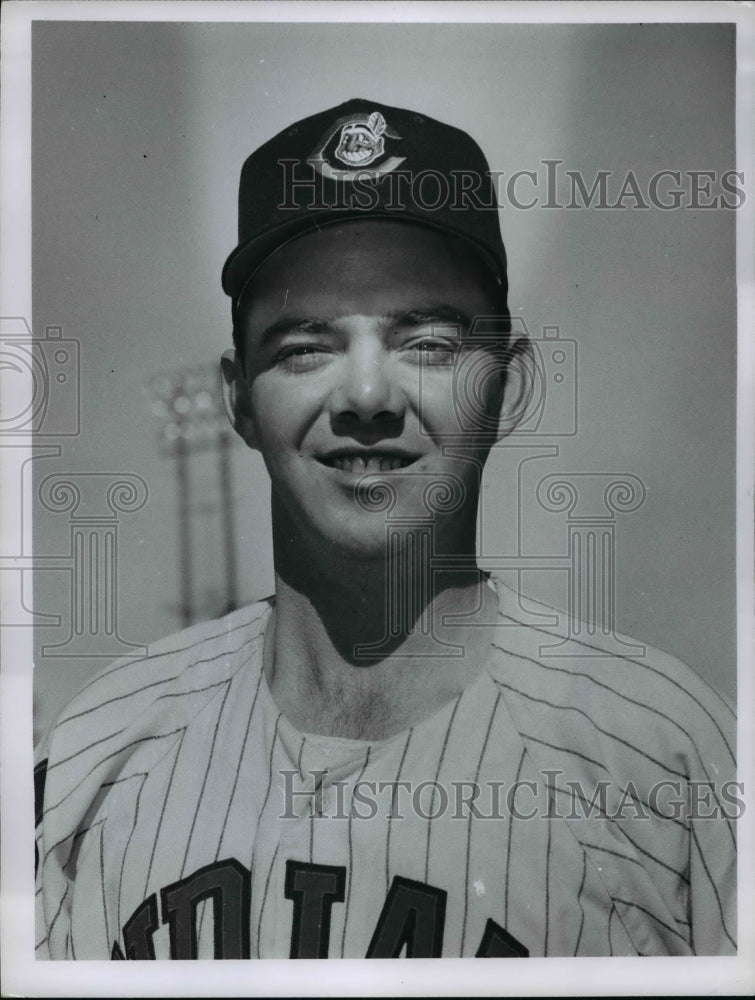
[329,339,404,426]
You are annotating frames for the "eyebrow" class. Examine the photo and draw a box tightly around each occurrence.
[256,317,332,350]
[381,306,473,334]
[255,305,473,349]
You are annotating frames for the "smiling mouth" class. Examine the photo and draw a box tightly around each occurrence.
[340,147,374,164]
[319,454,418,474]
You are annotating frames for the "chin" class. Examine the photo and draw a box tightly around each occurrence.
[316,516,397,561]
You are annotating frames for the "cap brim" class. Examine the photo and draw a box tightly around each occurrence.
[222,210,506,301]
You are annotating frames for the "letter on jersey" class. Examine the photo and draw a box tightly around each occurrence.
[284,860,346,958]
[160,859,251,959]
[366,875,446,957]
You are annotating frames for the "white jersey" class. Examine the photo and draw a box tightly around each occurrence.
[35,577,737,959]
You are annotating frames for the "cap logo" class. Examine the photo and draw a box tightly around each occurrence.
[308,109,405,181]
[335,111,386,167]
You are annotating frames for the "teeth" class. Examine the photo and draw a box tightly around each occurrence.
[342,148,371,163]
[326,455,414,472]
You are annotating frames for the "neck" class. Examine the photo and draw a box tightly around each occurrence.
[265,500,497,739]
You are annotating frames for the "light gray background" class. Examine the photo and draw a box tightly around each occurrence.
[32,21,737,740]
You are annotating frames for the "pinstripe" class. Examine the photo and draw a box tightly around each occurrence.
[544,783,553,955]
[309,786,315,863]
[616,784,690,830]
[213,659,266,861]
[45,728,186,817]
[42,828,81,870]
[340,748,372,957]
[47,727,129,773]
[504,747,526,925]
[309,785,318,864]
[574,852,587,955]
[48,674,228,775]
[256,841,280,956]
[611,897,691,945]
[544,776,690,832]
[520,731,610,773]
[497,644,731,762]
[424,695,463,884]
[503,617,735,754]
[55,821,98,874]
[99,824,110,951]
[307,769,328,862]
[492,679,691,780]
[61,818,106,874]
[460,692,501,954]
[582,841,651,871]
[499,647,735,835]
[99,771,151,792]
[46,882,69,944]
[690,821,736,949]
[58,675,184,726]
[608,903,615,956]
[250,713,281,881]
[296,735,305,776]
[198,660,261,948]
[180,678,234,876]
[144,732,186,893]
[152,676,233,706]
[687,814,695,954]
[107,770,148,915]
[385,729,413,895]
[616,824,690,884]
[112,777,151,919]
[75,613,265,698]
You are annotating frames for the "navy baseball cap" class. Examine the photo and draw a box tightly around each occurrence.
[222,98,508,308]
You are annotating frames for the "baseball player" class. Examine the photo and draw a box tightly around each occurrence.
[34,99,737,959]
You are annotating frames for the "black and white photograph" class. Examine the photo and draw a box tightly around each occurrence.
[1,1,753,995]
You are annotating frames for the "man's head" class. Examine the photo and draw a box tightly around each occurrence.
[222,98,511,355]
[221,100,531,558]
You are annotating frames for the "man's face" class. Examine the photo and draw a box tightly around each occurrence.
[232,219,509,558]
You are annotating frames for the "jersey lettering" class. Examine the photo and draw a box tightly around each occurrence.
[115,858,527,959]
[160,859,251,959]
[366,875,446,957]
[476,917,529,957]
[34,758,48,876]
[122,893,159,959]
[284,860,346,958]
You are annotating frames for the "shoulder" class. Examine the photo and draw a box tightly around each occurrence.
[59,599,270,727]
[36,598,273,796]
[485,575,736,788]
[484,575,737,955]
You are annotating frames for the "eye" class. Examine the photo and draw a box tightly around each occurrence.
[274,344,331,373]
[403,338,459,366]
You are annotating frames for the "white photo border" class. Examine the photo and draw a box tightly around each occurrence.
[1,1,753,996]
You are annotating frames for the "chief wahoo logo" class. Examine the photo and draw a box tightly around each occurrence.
[308,110,405,180]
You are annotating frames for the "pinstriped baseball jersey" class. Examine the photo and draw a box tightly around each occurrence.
[35,576,737,959]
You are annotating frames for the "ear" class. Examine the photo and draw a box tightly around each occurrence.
[220,348,259,450]
[494,335,536,440]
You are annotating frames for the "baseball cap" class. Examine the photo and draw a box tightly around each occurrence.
[222,98,508,309]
